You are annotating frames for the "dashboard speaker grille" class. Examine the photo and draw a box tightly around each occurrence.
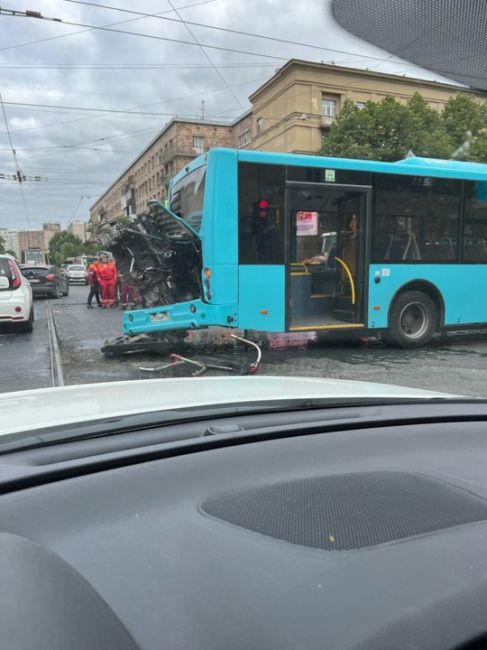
[202,471,487,550]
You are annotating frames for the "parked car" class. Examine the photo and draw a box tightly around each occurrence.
[20,264,69,298]
[0,254,34,332]
[66,264,88,285]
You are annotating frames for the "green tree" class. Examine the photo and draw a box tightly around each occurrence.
[0,235,5,255]
[5,249,17,258]
[469,132,487,163]
[441,94,486,149]
[48,231,83,266]
[322,93,454,161]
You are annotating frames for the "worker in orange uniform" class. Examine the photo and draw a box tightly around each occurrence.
[98,253,118,308]
[86,256,102,309]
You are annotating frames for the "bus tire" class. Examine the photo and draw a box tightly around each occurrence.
[388,290,437,348]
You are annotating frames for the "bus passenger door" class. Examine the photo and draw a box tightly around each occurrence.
[287,185,370,331]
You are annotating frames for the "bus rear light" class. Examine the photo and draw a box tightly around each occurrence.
[203,267,211,279]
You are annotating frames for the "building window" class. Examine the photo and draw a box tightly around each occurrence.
[238,130,251,147]
[356,101,366,110]
[192,136,204,154]
[321,98,337,118]
[256,117,264,135]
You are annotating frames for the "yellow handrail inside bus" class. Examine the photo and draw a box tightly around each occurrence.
[334,256,356,305]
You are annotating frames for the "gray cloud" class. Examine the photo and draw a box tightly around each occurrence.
[0,0,456,230]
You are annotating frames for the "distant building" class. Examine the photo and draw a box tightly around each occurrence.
[42,223,61,250]
[67,220,87,242]
[0,228,20,258]
[18,230,44,254]
[17,223,61,261]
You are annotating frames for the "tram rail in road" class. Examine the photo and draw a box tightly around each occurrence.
[46,298,65,387]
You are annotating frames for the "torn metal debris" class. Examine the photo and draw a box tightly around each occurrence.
[98,201,202,309]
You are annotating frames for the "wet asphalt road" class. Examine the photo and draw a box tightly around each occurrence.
[0,298,53,392]
[3,284,487,396]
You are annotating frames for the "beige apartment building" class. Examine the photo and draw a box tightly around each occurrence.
[90,118,236,223]
[90,59,484,223]
[249,59,485,154]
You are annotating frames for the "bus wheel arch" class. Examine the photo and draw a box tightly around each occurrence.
[387,281,444,348]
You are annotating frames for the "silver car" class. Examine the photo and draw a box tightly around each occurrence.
[66,264,88,285]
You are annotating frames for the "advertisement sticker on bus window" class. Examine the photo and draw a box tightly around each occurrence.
[324,169,336,182]
[296,211,318,236]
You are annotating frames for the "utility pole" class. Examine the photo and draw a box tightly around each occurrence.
[201,100,205,120]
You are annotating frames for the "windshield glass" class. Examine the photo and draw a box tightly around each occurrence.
[0,0,486,436]
[170,165,206,231]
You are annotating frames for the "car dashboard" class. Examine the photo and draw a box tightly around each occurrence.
[1,402,487,649]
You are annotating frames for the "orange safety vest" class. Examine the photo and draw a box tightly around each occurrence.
[98,261,117,283]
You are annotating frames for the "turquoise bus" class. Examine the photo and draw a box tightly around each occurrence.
[123,148,487,348]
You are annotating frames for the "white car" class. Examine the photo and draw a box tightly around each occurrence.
[0,253,34,332]
[66,264,88,284]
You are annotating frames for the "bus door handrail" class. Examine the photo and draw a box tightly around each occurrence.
[334,256,356,305]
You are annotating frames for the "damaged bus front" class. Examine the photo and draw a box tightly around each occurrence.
[102,150,241,338]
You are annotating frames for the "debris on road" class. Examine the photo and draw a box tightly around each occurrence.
[138,334,262,377]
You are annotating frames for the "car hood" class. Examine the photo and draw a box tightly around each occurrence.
[0,376,455,437]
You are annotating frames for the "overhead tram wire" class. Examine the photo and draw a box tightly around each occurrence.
[0,63,278,69]
[0,0,217,52]
[165,0,244,109]
[0,75,266,133]
[63,0,408,65]
[0,9,381,65]
[58,3,487,85]
[0,75,266,137]
[0,90,31,227]
[2,10,475,89]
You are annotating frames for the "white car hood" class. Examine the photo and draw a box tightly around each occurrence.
[0,376,454,437]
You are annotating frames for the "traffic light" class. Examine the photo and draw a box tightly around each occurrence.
[258,198,269,220]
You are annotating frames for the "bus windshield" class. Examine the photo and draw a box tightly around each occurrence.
[170,165,206,232]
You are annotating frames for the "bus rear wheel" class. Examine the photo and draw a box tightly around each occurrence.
[388,290,437,348]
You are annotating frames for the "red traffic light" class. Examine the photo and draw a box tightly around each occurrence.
[258,199,268,209]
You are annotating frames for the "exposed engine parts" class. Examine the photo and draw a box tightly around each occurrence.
[98,202,202,308]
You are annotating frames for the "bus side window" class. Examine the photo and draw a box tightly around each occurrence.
[372,174,460,263]
[238,162,285,265]
[463,182,487,262]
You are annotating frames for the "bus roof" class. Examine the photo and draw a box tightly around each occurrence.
[234,149,487,181]
[170,149,487,189]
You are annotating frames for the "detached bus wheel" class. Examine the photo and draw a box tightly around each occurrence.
[389,291,437,348]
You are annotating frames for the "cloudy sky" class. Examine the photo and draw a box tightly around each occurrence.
[0,0,458,231]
